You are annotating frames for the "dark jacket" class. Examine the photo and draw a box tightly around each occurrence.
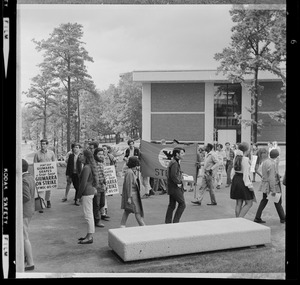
[167,158,183,195]
[77,165,96,198]
[124,147,140,159]
[65,153,82,176]
[23,172,35,218]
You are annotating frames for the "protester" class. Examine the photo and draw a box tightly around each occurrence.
[215,143,226,189]
[77,150,99,244]
[224,142,235,187]
[254,149,285,224]
[191,143,219,206]
[120,156,145,227]
[250,143,259,182]
[22,159,35,271]
[33,138,56,208]
[88,141,99,153]
[62,143,82,205]
[230,142,255,218]
[93,148,107,228]
[100,144,117,221]
[165,147,186,223]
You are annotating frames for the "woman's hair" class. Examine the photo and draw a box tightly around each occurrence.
[127,139,134,146]
[234,142,250,171]
[83,149,99,187]
[94,147,104,163]
[127,156,140,168]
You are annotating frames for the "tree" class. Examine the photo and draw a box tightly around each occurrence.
[33,23,94,150]
[214,7,286,143]
[23,73,59,138]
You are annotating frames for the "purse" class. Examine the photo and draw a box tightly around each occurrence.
[35,187,46,212]
[124,201,135,213]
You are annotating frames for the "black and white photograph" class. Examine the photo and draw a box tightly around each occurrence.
[2,0,298,280]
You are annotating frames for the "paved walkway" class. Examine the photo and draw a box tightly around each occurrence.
[18,142,286,278]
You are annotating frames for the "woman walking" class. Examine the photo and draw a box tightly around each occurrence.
[77,150,99,244]
[230,142,256,218]
[120,156,146,227]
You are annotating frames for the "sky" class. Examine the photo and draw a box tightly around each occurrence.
[18,4,235,104]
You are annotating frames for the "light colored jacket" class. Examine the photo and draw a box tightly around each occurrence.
[258,158,281,194]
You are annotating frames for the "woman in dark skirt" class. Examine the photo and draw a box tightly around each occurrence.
[230,142,255,217]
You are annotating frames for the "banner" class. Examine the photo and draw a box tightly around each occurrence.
[140,140,198,180]
[33,162,58,192]
[104,165,119,195]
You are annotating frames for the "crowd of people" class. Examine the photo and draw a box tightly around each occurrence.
[22,138,285,271]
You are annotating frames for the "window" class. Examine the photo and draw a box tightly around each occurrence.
[214,84,241,129]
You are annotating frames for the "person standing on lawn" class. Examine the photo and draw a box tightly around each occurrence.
[254,148,285,224]
[33,138,56,208]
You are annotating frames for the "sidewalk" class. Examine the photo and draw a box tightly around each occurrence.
[17,173,286,278]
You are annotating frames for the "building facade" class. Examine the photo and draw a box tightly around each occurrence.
[133,70,285,146]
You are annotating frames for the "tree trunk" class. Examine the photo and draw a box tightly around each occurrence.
[77,92,80,142]
[67,72,71,152]
[252,68,259,143]
[43,100,47,139]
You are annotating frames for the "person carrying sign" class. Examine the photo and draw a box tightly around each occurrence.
[33,139,56,208]
[165,147,186,224]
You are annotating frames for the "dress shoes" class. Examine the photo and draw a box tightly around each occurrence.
[191,200,201,205]
[25,265,35,271]
[101,215,110,221]
[95,222,105,228]
[61,198,67,202]
[78,237,93,244]
[47,201,51,208]
[142,194,150,199]
[78,237,86,241]
[74,201,80,206]
[207,203,217,206]
[280,219,286,224]
[254,218,266,223]
[159,190,167,195]
[149,189,155,196]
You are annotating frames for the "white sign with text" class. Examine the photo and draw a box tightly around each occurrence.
[104,165,119,195]
[34,162,58,192]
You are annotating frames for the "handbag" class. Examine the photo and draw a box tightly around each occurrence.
[124,201,135,213]
[35,187,46,212]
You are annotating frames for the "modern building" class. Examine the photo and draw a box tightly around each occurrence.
[133,70,285,146]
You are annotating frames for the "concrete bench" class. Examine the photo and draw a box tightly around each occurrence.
[108,218,271,262]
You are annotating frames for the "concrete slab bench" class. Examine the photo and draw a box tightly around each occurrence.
[108,218,271,262]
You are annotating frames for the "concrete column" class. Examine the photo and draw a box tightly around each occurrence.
[241,83,252,144]
[142,83,151,142]
[204,82,214,144]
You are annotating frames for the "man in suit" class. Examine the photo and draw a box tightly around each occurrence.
[191,143,219,206]
[165,147,186,223]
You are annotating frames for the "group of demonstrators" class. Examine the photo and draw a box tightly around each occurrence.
[22,138,285,269]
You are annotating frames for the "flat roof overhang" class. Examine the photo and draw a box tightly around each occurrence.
[132,69,284,83]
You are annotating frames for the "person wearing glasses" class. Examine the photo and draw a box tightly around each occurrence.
[33,139,56,208]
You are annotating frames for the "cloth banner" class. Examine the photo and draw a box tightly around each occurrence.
[140,140,198,180]
[33,162,58,192]
[104,165,119,195]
